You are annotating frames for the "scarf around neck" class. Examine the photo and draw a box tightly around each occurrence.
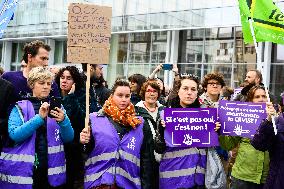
[103,96,141,129]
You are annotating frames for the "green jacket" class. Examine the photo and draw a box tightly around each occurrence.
[219,136,270,184]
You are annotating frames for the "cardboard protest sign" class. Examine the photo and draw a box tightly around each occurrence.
[219,100,267,138]
[67,3,112,64]
[164,108,219,147]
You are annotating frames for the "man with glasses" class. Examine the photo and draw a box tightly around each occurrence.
[1,40,60,105]
[200,73,226,108]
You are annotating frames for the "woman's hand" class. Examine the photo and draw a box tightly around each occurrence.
[68,83,76,95]
[172,64,179,75]
[214,122,221,132]
[160,120,166,127]
[39,102,49,119]
[80,127,91,144]
[50,107,65,122]
[266,102,276,122]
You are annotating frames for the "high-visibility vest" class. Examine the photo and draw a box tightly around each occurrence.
[159,142,206,189]
[0,100,66,188]
[84,113,144,189]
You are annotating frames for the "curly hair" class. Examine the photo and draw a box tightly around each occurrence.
[139,79,161,101]
[22,40,51,64]
[202,73,225,90]
[246,85,266,102]
[55,66,85,92]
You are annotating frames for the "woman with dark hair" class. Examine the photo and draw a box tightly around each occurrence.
[219,85,270,189]
[80,79,150,189]
[154,77,167,105]
[135,80,165,189]
[128,74,147,105]
[159,74,221,189]
[55,66,98,188]
[251,89,284,189]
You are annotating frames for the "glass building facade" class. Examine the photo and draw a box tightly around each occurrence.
[1,0,284,98]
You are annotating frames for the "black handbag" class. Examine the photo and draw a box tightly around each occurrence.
[152,118,166,155]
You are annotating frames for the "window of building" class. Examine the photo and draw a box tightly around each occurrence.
[204,27,234,64]
[10,42,25,71]
[272,44,284,63]
[151,31,167,63]
[129,32,151,63]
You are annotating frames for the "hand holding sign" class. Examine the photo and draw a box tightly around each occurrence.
[219,100,267,138]
[266,102,277,122]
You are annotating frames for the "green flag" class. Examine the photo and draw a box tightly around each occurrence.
[239,0,284,44]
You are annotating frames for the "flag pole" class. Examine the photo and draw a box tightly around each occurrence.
[248,18,277,135]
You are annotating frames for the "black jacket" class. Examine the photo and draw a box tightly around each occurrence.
[131,93,142,105]
[62,88,99,186]
[135,103,164,189]
[0,78,14,151]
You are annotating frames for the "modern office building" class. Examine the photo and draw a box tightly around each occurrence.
[1,0,284,98]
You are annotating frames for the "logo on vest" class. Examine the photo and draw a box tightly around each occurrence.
[55,129,60,141]
[127,137,136,150]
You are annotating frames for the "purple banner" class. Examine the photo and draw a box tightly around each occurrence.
[219,100,267,138]
[164,108,219,147]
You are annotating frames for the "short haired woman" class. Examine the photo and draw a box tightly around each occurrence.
[0,67,74,189]
[135,80,165,188]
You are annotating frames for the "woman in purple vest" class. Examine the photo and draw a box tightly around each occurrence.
[0,67,74,189]
[158,74,219,189]
[80,79,145,189]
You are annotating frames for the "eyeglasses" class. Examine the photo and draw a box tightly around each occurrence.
[208,82,221,86]
[146,88,158,93]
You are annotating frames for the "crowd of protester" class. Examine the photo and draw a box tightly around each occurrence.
[0,40,283,189]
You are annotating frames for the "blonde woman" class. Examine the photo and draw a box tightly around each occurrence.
[0,67,74,189]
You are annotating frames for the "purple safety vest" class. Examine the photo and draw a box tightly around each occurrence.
[0,100,66,189]
[159,132,206,189]
[84,113,144,189]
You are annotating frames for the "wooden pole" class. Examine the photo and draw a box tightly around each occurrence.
[85,63,91,128]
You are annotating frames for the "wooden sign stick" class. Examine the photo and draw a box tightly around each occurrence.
[85,63,91,128]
